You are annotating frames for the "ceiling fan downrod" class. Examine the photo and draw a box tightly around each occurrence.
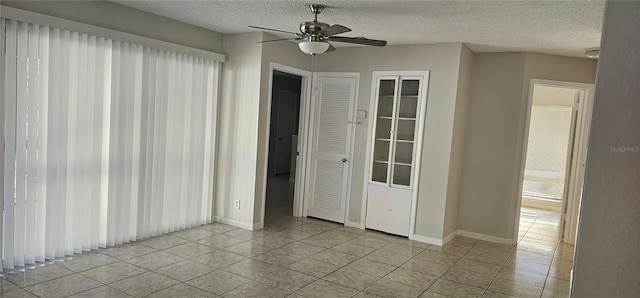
[310,4,324,22]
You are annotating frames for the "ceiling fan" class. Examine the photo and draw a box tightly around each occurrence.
[250,4,387,55]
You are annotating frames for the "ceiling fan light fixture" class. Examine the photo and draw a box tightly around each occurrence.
[298,41,330,55]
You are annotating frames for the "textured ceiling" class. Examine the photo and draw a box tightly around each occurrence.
[113,0,605,57]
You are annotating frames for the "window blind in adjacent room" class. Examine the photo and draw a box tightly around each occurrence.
[1,17,219,269]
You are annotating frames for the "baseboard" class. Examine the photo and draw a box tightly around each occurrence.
[411,230,458,246]
[456,230,515,245]
[252,222,264,230]
[442,230,457,245]
[213,216,253,230]
[345,221,364,229]
[522,197,562,213]
[411,234,445,246]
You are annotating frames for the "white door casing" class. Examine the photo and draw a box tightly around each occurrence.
[305,73,358,223]
[261,63,312,226]
[515,79,595,245]
[559,92,581,241]
[563,87,594,244]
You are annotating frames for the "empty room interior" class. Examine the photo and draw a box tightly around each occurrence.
[0,1,638,297]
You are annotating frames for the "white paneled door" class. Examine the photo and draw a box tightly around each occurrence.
[306,73,358,223]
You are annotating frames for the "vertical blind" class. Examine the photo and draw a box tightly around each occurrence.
[1,18,219,269]
[523,105,573,200]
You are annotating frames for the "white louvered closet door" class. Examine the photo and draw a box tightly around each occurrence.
[306,74,358,223]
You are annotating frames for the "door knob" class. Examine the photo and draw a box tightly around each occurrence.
[342,158,347,162]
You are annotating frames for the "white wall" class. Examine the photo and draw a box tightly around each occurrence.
[1,0,223,53]
[215,32,263,228]
[314,43,465,240]
[572,1,640,296]
[457,52,597,241]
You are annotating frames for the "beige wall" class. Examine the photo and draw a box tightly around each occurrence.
[254,34,311,225]
[457,52,596,241]
[457,52,527,240]
[443,44,475,238]
[573,1,640,296]
[314,43,464,240]
[2,0,224,53]
[215,32,263,228]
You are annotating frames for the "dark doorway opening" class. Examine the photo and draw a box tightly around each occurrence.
[265,71,303,223]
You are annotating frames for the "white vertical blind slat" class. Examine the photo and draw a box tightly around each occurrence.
[44,27,59,261]
[25,23,40,265]
[162,51,176,234]
[1,18,218,269]
[56,28,70,259]
[137,47,150,239]
[65,30,78,256]
[108,40,121,246]
[120,42,133,244]
[35,25,49,262]
[203,61,219,223]
[99,38,112,249]
[3,19,18,269]
[130,44,143,242]
[14,21,29,268]
[0,18,5,265]
[191,58,205,227]
[84,34,97,251]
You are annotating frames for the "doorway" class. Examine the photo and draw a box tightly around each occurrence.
[265,71,303,223]
[517,79,594,247]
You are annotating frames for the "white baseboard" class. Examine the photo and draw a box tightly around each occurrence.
[252,222,264,230]
[411,230,458,246]
[456,230,515,245]
[442,231,457,245]
[213,216,253,230]
[411,234,445,246]
[412,230,515,247]
[522,197,562,213]
[345,221,364,229]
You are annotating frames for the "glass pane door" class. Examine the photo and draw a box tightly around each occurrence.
[392,79,420,186]
[371,79,396,183]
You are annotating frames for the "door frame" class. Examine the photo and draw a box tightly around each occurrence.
[361,71,430,236]
[514,79,595,244]
[260,63,312,226]
[302,72,360,225]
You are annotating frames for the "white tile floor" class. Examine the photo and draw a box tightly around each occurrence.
[0,182,573,297]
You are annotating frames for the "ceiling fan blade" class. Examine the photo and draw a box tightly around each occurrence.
[257,37,301,43]
[318,24,351,37]
[328,36,387,47]
[249,25,299,36]
[326,43,336,52]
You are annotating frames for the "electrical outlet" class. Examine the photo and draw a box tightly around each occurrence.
[234,200,240,209]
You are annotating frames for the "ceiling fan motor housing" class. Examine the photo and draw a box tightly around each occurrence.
[300,21,330,36]
[301,4,329,37]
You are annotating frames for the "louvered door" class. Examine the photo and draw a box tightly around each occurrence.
[306,74,358,223]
